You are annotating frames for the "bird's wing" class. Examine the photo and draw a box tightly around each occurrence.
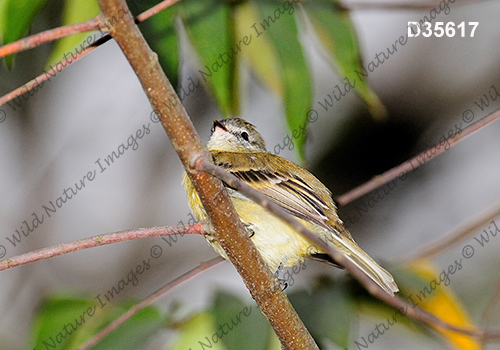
[212,151,344,234]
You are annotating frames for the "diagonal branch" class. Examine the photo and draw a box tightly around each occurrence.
[480,274,500,348]
[76,256,224,350]
[136,0,181,23]
[0,223,204,271]
[337,108,500,206]
[196,157,500,340]
[0,18,101,59]
[409,198,500,261]
[0,42,104,108]
[96,0,319,349]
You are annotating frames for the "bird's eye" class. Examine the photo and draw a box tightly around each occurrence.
[241,131,249,141]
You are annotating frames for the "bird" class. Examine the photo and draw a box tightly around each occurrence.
[183,118,398,296]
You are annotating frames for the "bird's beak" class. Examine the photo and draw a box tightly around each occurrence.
[213,119,228,132]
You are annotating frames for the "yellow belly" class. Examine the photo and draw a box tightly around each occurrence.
[182,173,317,271]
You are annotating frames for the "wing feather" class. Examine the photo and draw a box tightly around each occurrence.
[212,151,340,232]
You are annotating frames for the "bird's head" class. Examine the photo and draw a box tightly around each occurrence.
[206,118,267,153]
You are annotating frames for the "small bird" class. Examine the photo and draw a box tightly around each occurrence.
[183,118,398,296]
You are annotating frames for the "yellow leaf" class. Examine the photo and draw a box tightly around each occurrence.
[234,2,283,98]
[406,261,480,350]
[46,0,100,68]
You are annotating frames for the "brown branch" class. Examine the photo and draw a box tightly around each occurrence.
[337,108,500,206]
[0,18,101,59]
[409,198,500,261]
[96,0,319,349]
[197,157,500,340]
[0,223,204,271]
[0,43,101,108]
[480,274,500,348]
[76,256,224,350]
[135,0,181,23]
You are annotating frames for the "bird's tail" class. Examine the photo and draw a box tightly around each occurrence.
[319,232,399,296]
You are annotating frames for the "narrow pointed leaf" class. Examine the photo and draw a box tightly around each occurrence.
[0,0,9,44]
[46,0,100,68]
[301,1,387,119]
[253,0,312,160]
[3,0,50,66]
[179,0,235,116]
[393,261,480,350]
[235,2,283,98]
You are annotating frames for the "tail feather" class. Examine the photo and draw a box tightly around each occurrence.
[345,247,399,296]
[320,233,399,296]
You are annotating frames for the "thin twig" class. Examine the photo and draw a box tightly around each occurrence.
[197,157,500,340]
[409,198,500,261]
[337,108,500,206]
[0,223,204,271]
[480,275,500,348]
[0,44,101,108]
[0,18,101,59]
[135,0,181,23]
[76,256,224,350]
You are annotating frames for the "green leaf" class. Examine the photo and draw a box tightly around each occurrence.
[289,278,356,349]
[235,2,283,98]
[29,293,165,350]
[265,329,282,350]
[29,293,100,350]
[170,312,229,350]
[3,0,50,66]
[301,1,387,119]
[213,292,270,350]
[0,0,9,44]
[46,0,100,68]
[179,0,235,116]
[90,304,164,350]
[253,0,312,161]
[139,3,180,89]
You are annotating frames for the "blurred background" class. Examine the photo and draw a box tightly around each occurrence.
[1,0,500,349]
